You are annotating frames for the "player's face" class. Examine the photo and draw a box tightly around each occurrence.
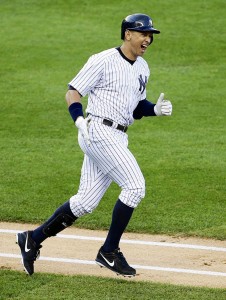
[128,31,153,59]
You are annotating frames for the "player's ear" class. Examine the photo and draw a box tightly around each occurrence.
[124,30,132,41]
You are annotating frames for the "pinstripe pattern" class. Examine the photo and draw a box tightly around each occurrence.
[69,48,150,126]
[69,47,149,217]
[70,154,112,217]
[70,119,145,217]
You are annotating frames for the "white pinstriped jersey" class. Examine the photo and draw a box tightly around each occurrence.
[69,47,150,126]
[68,47,148,214]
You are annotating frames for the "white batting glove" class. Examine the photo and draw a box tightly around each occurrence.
[154,93,173,116]
[75,116,90,146]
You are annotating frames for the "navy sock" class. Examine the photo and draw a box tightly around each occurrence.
[102,199,134,253]
[31,200,76,245]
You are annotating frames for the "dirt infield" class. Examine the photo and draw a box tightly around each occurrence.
[1,222,226,289]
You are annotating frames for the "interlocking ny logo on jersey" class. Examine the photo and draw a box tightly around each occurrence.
[138,74,147,94]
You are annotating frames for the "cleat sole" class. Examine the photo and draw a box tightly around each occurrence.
[96,260,135,277]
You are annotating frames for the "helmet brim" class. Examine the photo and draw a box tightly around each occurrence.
[128,26,160,34]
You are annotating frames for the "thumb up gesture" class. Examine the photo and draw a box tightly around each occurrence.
[154,93,173,116]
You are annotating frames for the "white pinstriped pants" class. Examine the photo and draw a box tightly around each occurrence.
[69,116,145,218]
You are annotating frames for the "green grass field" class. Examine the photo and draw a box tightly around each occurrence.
[1,271,226,300]
[1,0,226,298]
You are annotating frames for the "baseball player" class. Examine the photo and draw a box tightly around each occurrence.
[16,13,172,277]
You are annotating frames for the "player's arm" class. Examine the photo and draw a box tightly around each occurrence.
[66,87,82,106]
[133,99,155,119]
[133,93,172,119]
[65,85,84,122]
[65,85,90,145]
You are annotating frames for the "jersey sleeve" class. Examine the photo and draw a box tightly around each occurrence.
[69,54,104,97]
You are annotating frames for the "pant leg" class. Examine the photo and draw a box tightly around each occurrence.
[69,154,112,217]
[79,120,145,208]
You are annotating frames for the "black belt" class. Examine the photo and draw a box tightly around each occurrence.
[103,119,128,132]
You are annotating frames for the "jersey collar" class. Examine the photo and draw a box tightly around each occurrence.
[116,47,136,65]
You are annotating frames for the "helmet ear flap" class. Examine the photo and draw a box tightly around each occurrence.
[150,35,153,44]
[121,22,127,39]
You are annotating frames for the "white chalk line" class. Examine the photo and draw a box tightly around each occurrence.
[1,253,226,277]
[1,229,226,252]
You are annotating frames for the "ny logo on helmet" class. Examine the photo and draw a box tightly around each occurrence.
[138,74,147,94]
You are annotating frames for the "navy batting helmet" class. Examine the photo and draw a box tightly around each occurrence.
[121,13,160,40]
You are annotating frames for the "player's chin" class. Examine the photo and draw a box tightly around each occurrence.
[137,51,145,57]
[139,47,147,56]
[134,48,146,58]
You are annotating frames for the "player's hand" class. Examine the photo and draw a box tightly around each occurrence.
[154,93,172,116]
[75,116,90,146]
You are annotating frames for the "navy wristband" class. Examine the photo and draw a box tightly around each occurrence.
[68,102,84,122]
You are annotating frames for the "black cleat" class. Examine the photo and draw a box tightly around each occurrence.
[16,231,42,275]
[95,247,136,277]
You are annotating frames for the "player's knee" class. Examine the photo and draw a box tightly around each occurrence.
[69,195,96,217]
[135,178,145,198]
[134,184,146,202]
[120,179,145,208]
[133,181,145,199]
